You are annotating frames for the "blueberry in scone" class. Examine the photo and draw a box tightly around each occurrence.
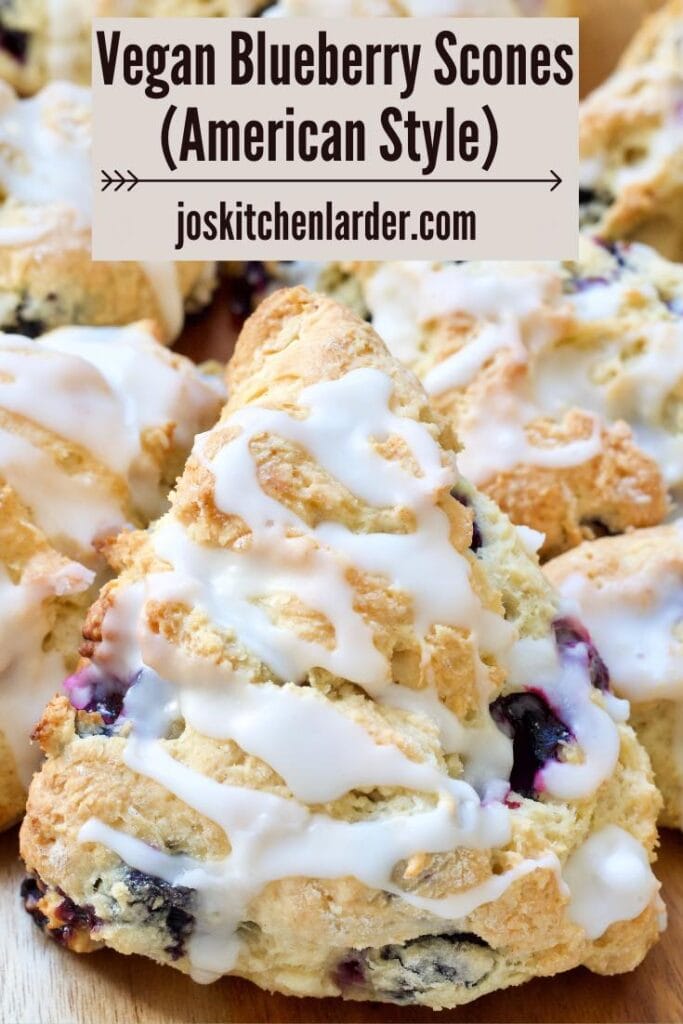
[0,321,223,829]
[20,288,662,1007]
[546,521,683,831]
[580,0,683,261]
[0,81,216,341]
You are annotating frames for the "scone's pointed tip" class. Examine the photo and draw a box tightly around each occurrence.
[228,285,377,398]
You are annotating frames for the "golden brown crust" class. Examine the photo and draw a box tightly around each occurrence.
[481,416,668,559]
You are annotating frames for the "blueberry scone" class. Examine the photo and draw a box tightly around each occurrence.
[0,0,268,96]
[546,522,683,831]
[20,287,663,1007]
[579,0,683,261]
[0,81,215,341]
[0,321,223,828]
[255,237,679,559]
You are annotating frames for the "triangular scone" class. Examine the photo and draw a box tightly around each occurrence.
[21,289,662,1008]
[579,0,683,260]
[546,521,683,831]
[0,321,223,828]
[0,82,215,340]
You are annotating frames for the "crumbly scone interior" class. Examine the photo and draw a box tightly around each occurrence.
[546,522,683,830]
[20,287,663,1007]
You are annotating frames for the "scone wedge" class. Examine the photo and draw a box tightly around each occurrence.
[21,288,663,1008]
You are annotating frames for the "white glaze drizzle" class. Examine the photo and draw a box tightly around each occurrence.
[556,563,683,703]
[0,324,221,557]
[423,319,526,396]
[534,318,683,494]
[563,826,660,940]
[505,636,621,800]
[0,81,91,222]
[0,559,92,786]
[79,365,627,980]
[360,261,605,485]
[457,390,603,487]
[580,64,683,199]
[179,367,515,688]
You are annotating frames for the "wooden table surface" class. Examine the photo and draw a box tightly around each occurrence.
[0,826,680,1024]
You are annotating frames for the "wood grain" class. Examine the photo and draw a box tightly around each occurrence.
[1,278,682,1023]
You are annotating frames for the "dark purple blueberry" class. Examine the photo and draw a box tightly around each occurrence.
[334,932,494,1002]
[125,869,195,960]
[578,187,597,206]
[0,26,29,63]
[595,237,630,268]
[20,877,99,947]
[580,517,616,539]
[11,312,46,338]
[228,262,271,320]
[20,877,48,931]
[490,691,571,799]
[570,275,612,292]
[334,954,366,990]
[450,491,483,553]
[553,616,610,692]
[64,667,134,727]
[51,893,99,947]
[666,296,683,316]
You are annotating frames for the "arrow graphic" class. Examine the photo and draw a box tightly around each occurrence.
[101,169,140,192]
[100,169,563,193]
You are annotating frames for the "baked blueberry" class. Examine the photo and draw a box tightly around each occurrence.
[0,26,29,63]
[553,616,610,692]
[335,933,495,1002]
[229,262,271,320]
[490,691,572,798]
[125,869,195,960]
[450,491,483,552]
